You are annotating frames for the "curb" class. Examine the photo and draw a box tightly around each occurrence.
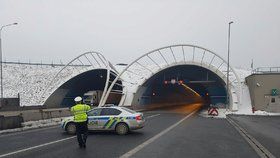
[0,120,62,135]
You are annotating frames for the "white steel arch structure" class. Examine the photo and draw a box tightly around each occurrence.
[39,51,121,106]
[101,44,242,111]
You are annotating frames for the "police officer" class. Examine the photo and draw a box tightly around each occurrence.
[71,96,91,148]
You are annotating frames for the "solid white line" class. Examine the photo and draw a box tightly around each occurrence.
[146,114,160,119]
[120,110,198,158]
[0,136,76,158]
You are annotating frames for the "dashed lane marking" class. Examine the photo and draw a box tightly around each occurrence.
[145,114,160,119]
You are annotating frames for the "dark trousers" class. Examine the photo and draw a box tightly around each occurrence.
[75,121,88,147]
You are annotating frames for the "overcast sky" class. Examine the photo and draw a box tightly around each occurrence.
[1,0,280,68]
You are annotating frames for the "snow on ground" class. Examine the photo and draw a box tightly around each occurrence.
[199,108,280,119]
[234,68,252,83]
[234,83,254,115]
[233,68,255,115]
[3,63,83,106]
[3,63,62,106]
[252,110,280,116]
[199,108,227,119]
[0,117,67,135]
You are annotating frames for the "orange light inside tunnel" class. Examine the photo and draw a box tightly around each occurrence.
[178,80,183,85]
[181,83,201,97]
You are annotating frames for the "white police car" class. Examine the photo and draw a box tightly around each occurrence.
[61,106,145,135]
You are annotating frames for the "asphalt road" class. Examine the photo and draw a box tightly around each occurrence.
[0,104,262,158]
[230,115,280,158]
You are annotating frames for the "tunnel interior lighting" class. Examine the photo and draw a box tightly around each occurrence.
[181,83,201,97]
[178,80,183,85]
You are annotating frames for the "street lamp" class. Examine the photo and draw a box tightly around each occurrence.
[0,22,18,99]
[226,21,233,110]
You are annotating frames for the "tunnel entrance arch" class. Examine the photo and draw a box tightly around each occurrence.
[102,44,241,111]
[39,52,123,107]
[132,63,228,108]
[43,69,122,107]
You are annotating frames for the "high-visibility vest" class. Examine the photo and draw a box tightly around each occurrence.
[71,104,91,122]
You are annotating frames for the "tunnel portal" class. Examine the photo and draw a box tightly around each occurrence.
[44,69,122,108]
[132,65,227,109]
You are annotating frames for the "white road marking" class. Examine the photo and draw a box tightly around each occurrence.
[0,136,76,158]
[146,114,160,119]
[120,110,198,158]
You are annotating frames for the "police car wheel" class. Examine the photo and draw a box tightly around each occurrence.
[115,123,129,135]
[66,123,76,135]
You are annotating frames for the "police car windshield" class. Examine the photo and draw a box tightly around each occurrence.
[121,107,136,114]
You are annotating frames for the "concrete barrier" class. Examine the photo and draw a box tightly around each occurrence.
[0,98,20,111]
[0,108,71,122]
[0,115,23,130]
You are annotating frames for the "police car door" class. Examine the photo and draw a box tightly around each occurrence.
[87,108,102,130]
[99,108,122,130]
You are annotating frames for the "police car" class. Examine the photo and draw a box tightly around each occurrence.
[61,106,145,135]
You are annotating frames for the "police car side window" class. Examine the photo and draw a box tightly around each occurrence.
[110,109,121,115]
[100,108,121,116]
[87,108,101,116]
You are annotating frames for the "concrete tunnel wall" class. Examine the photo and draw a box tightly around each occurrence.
[132,65,227,108]
[44,69,122,108]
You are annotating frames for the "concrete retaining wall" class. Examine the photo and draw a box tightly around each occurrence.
[0,115,23,130]
[0,108,71,122]
[246,73,280,112]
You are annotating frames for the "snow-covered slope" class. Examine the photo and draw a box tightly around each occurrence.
[3,64,62,106]
[233,68,254,114]
[234,68,252,83]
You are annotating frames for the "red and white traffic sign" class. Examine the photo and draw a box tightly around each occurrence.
[208,107,219,116]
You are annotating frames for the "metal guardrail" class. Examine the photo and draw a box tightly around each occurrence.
[253,67,280,74]
[1,61,91,67]
[1,61,66,66]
